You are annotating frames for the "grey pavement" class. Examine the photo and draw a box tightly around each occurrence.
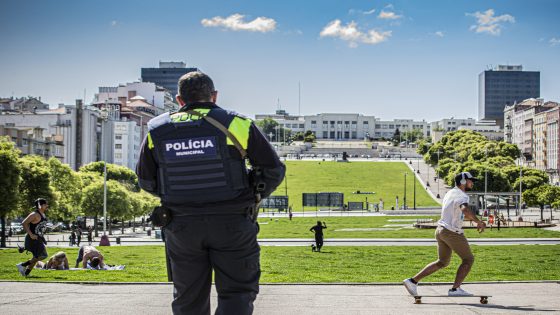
[0,281,559,314]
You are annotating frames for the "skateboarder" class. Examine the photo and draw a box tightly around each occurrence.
[403,172,486,297]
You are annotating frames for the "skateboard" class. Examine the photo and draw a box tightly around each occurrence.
[413,295,491,304]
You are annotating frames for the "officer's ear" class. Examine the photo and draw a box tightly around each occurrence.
[211,91,218,103]
[176,95,186,107]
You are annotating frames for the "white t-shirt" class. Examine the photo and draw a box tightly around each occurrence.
[437,187,469,234]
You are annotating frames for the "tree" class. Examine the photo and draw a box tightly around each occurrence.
[422,130,530,193]
[402,128,424,143]
[255,118,278,136]
[303,130,316,143]
[392,128,401,143]
[254,118,293,142]
[79,162,139,191]
[17,155,56,218]
[291,131,304,141]
[507,167,549,192]
[0,137,21,247]
[523,186,559,221]
[81,180,131,235]
[127,190,159,232]
[416,139,432,156]
[48,157,83,221]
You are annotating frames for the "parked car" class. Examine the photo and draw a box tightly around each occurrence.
[9,222,24,234]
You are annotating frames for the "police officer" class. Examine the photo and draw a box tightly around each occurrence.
[136,72,285,315]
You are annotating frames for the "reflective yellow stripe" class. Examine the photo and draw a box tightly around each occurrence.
[147,132,154,149]
[171,108,211,123]
[227,117,251,149]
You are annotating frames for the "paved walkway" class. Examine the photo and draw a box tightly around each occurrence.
[406,157,449,203]
[1,281,558,314]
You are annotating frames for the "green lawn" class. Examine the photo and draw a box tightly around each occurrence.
[272,161,439,209]
[257,216,560,238]
[1,245,559,282]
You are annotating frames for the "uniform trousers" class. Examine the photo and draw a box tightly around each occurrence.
[164,214,260,315]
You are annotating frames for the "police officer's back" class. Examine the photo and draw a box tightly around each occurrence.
[136,72,285,315]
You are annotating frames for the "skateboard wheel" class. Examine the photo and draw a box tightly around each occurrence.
[480,297,488,304]
[415,298,422,304]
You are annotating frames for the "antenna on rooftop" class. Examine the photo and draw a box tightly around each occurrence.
[277,97,281,110]
[298,81,301,116]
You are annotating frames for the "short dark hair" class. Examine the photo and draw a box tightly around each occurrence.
[91,257,100,268]
[177,72,215,104]
[35,198,47,209]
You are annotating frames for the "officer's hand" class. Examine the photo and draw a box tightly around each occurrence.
[30,234,38,240]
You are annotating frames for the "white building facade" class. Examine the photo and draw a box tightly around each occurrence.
[0,100,103,170]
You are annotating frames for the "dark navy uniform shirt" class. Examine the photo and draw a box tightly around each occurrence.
[136,102,285,213]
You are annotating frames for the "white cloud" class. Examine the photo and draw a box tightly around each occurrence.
[363,8,376,15]
[550,38,560,46]
[201,14,276,33]
[466,9,515,36]
[435,31,444,37]
[111,20,118,27]
[378,10,402,20]
[384,4,394,9]
[320,20,392,47]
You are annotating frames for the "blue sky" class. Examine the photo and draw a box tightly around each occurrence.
[1,0,558,121]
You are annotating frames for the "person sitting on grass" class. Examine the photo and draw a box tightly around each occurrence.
[75,245,105,269]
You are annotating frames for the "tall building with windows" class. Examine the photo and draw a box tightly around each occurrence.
[0,99,103,170]
[479,65,540,127]
[141,61,198,96]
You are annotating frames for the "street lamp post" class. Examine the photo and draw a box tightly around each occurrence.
[413,171,416,210]
[99,108,109,236]
[519,154,523,216]
[436,150,441,198]
[404,172,407,210]
[484,146,489,213]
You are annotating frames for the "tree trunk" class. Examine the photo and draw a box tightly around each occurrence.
[541,206,544,222]
[94,215,99,237]
[121,219,124,234]
[109,218,112,235]
[0,216,6,248]
[132,219,135,233]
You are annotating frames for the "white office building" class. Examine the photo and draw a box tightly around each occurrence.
[0,100,104,170]
[112,119,141,170]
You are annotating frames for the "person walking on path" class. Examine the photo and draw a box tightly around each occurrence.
[76,227,82,246]
[136,71,285,315]
[69,229,76,247]
[16,198,49,277]
[403,172,486,297]
[310,221,327,252]
[87,226,93,245]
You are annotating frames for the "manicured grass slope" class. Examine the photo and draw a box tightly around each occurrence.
[272,161,439,210]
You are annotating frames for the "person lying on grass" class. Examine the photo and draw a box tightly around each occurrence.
[35,251,69,270]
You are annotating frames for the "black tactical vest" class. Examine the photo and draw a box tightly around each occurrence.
[150,109,250,211]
